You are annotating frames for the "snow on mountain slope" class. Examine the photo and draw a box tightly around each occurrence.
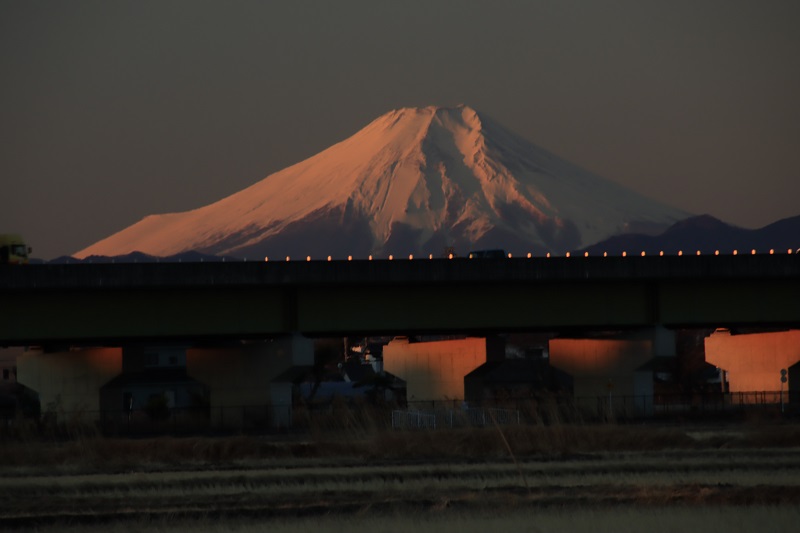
[75,105,689,259]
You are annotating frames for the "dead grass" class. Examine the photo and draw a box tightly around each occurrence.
[2,420,800,476]
[2,423,800,530]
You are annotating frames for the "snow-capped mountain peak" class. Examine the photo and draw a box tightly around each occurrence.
[75,105,688,259]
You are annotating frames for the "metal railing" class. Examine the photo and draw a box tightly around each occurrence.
[0,391,795,437]
[391,407,521,429]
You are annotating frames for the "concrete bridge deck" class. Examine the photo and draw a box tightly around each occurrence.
[2,254,799,344]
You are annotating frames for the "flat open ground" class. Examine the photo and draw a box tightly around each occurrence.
[2,423,800,532]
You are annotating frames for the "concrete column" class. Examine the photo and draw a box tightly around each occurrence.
[383,337,491,405]
[705,329,800,396]
[16,346,122,418]
[187,334,313,430]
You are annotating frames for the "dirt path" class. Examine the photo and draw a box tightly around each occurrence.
[4,448,800,529]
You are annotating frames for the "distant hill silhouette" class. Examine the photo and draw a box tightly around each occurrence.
[582,214,800,255]
[47,213,800,263]
[48,250,237,264]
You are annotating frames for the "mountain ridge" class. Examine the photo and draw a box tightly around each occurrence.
[583,214,800,255]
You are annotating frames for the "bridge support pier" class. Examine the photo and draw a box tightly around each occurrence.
[705,329,800,405]
[549,326,676,418]
[383,336,504,405]
[16,346,123,418]
[187,334,314,430]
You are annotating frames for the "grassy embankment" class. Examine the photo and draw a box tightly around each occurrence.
[2,407,800,531]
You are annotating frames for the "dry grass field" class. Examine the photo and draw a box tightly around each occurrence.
[2,421,800,531]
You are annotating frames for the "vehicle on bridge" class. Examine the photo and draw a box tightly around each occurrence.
[468,249,507,259]
[0,234,31,264]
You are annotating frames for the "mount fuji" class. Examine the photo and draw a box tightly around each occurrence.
[75,105,689,260]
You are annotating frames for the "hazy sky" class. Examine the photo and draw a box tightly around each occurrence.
[2,1,799,259]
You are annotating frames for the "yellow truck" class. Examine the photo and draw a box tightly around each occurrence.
[0,234,31,264]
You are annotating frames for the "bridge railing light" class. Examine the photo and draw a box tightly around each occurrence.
[714,250,719,256]
[348,255,353,261]
[696,251,701,256]
[368,255,373,261]
[448,253,453,259]
[306,256,311,262]
[641,251,646,257]
[327,255,332,261]
[389,255,393,260]
[264,256,269,262]
[659,251,664,256]
[584,252,589,257]
[678,250,683,256]
[429,254,433,260]
[546,253,551,258]
[565,252,570,258]
[603,252,608,257]
[789,249,794,255]
[622,251,627,257]
[527,252,532,258]
[751,249,757,255]
[408,254,413,260]
[507,253,512,258]
[733,250,738,255]
[770,249,775,255]
[285,256,291,261]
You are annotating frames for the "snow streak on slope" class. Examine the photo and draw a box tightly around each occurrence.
[75,105,688,259]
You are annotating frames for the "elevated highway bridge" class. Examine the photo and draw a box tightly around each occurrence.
[1,254,799,345]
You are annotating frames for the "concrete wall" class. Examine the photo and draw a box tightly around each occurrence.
[0,347,23,384]
[383,337,493,403]
[16,347,122,415]
[549,337,654,398]
[705,329,800,393]
[122,345,188,372]
[14,335,313,429]
[187,334,313,429]
[549,331,665,416]
[101,381,201,412]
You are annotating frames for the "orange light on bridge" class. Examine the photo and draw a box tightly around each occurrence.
[714,250,719,256]
[603,252,608,257]
[306,256,311,262]
[429,254,433,259]
[264,257,269,262]
[678,251,683,256]
[622,251,627,257]
[368,255,373,261]
[448,253,454,259]
[546,253,551,258]
[565,252,570,258]
[733,250,738,255]
[789,249,794,255]
[508,253,513,258]
[389,255,394,260]
[696,251,701,256]
[751,249,757,255]
[527,252,532,258]
[285,256,291,261]
[770,249,775,255]
[641,251,646,257]
[408,254,413,260]
[584,252,589,257]
[659,251,664,256]
[327,256,332,261]
[348,255,353,261]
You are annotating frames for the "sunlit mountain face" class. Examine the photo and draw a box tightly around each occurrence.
[75,105,688,260]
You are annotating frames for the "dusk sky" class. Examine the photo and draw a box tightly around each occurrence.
[2,1,799,260]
